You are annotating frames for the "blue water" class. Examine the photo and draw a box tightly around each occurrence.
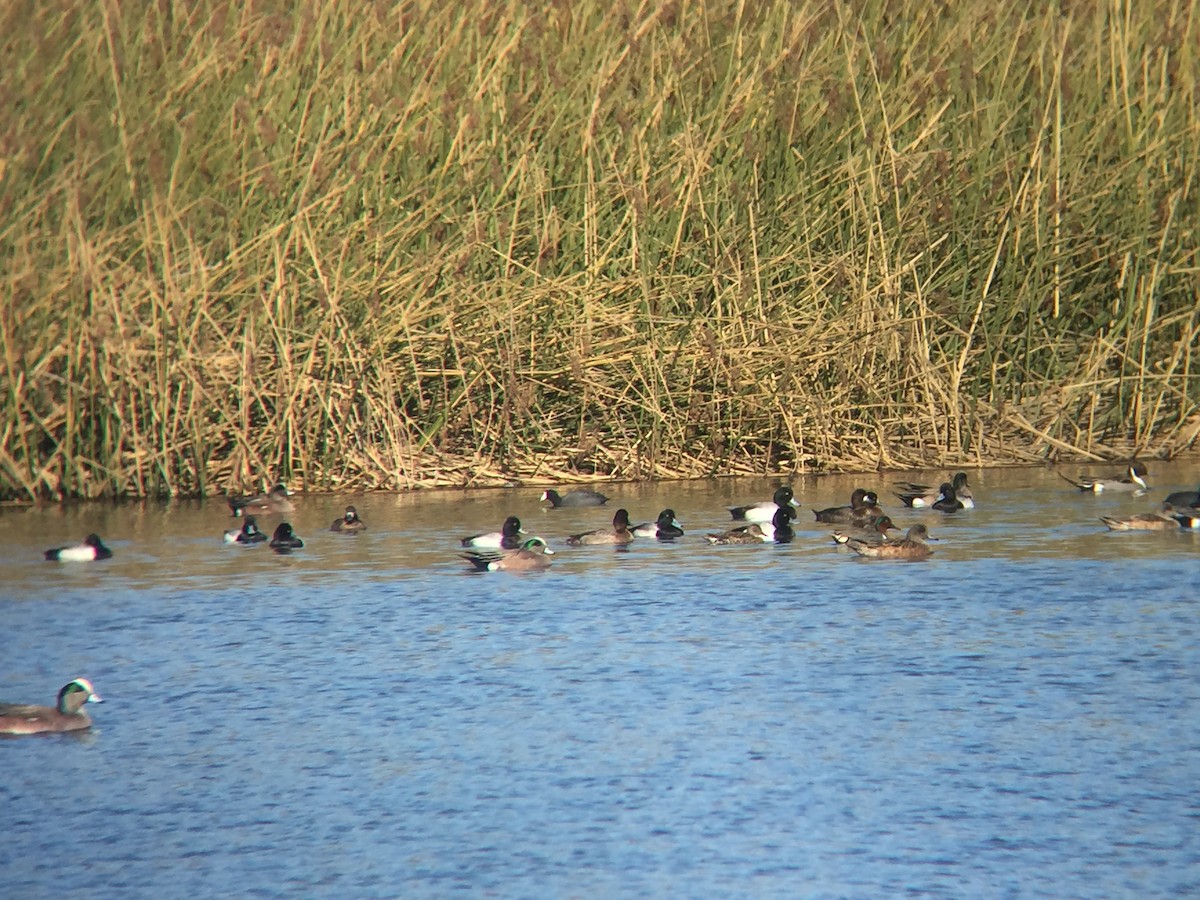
[2,467,1199,897]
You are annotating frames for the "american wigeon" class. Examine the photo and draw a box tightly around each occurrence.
[461,537,555,572]
[565,509,635,546]
[632,509,684,540]
[707,507,795,544]
[728,486,800,523]
[844,523,936,560]
[43,534,112,562]
[1171,509,1200,530]
[269,522,304,552]
[1099,513,1180,531]
[895,472,975,508]
[228,483,295,517]
[461,515,526,549]
[1061,464,1149,494]
[813,488,880,524]
[224,516,268,544]
[540,488,610,508]
[1164,485,1200,509]
[831,514,899,545]
[0,678,103,735]
[330,506,367,533]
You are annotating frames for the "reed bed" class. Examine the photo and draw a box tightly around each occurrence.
[1,0,1198,498]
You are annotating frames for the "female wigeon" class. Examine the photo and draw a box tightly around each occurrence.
[831,515,899,545]
[228,483,295,517]
[844,524,935,560]
[707,507,795,544]
[0,678,103,735]
[1099,513,1180,531]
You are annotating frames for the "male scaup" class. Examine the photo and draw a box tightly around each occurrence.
[461,515,525,549]
[44,534,112,562]
[728,486,799,523]
[224,517,268,544]
[632,509,684,540]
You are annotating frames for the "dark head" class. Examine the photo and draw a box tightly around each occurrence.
[343,506,360,523]
[613,508,631,529]
[772,486,797,507]
[951,472,970,490]
[501,516,523,537]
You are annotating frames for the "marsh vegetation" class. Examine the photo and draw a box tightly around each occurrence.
[2,0,1197,498]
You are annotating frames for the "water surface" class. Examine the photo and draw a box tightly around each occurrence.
[2,465,1199,897]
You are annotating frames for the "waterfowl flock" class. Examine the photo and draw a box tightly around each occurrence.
[37,466,1200,581]
[18,464,1200,735]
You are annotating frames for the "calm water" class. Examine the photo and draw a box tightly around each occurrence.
[2,465,1199,898]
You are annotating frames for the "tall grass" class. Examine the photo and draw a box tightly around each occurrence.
[1,0,1197,498]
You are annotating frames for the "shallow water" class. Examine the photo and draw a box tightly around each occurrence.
[2,464,1199,897]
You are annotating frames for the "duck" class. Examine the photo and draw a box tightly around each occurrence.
[813,488,880,524]
[0,678,103,735]
[565,508,635,546]
[224,516,268,544]
[831,515,899,545]
[895,472,975,509]
[43,533,113,562]
[1163,484,1200,509]
[844,524,936,560]
[461,537,555,572]
[228,483,295,517]
[1099,513,1181,531]
[330,506,367,533]
[540,488,610,508]
[706,507,795,545]
[932,485,965,513]
[1170,509,1200,530]
[632,509,684,540]
[268,522,304,552]
[461,515,526,549]
[728,485,800,524]
[1060,464,1149,494]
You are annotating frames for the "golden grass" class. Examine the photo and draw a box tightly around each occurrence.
[1,0,1198,498]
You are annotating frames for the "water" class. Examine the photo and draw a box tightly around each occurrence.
[2,466,1199,898]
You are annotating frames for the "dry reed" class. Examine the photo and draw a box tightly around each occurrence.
[1,0,1197,499]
